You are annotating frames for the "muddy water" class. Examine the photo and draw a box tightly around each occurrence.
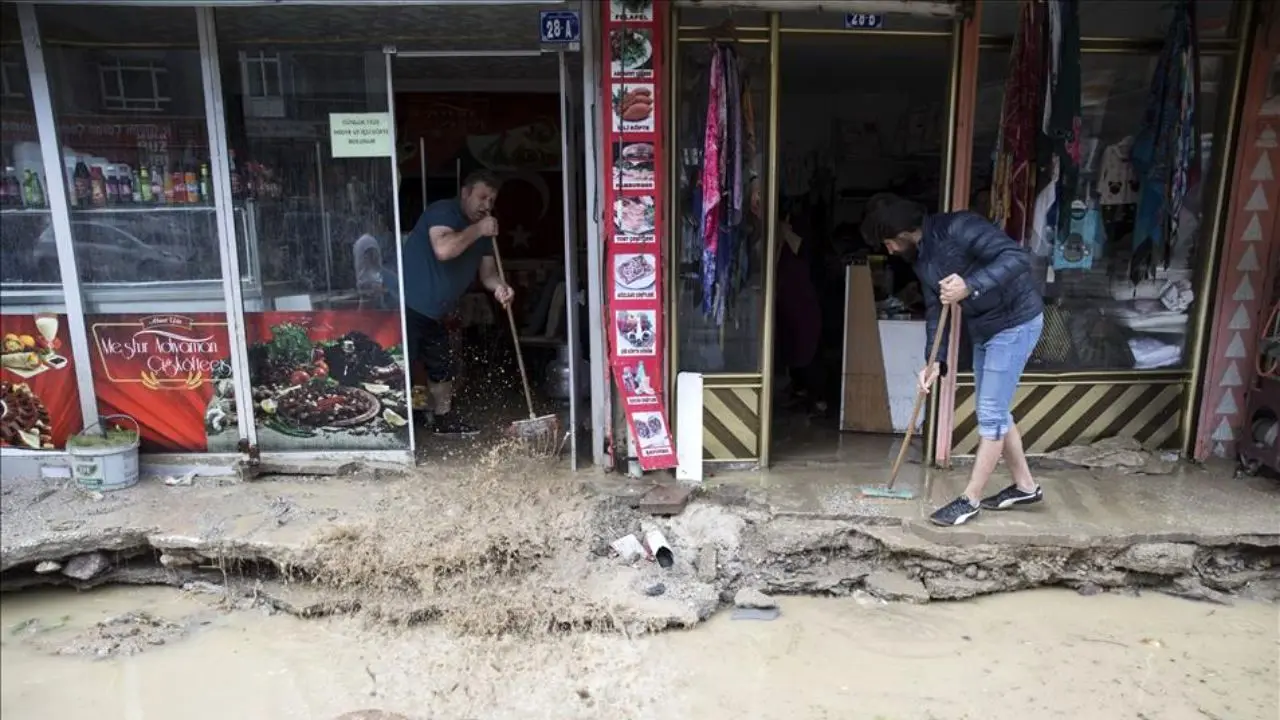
[1,587,1276,720]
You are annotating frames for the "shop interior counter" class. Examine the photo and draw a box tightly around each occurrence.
[840,263,926,434]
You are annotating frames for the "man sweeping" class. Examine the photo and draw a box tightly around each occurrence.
[860,193,1044,527]
[403,170,514,436]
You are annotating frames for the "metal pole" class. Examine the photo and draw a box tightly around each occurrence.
[315,140,333,301]
[419,136,427,211]
[579,0,610,469]
[385,48,415,461]
[196,6,258,454]
[558,50,581,471]
[757,12,781,468]
[17,4,99,433]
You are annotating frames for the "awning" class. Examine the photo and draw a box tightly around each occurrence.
[672,0,961,19]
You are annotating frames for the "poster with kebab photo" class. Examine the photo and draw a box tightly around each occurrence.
[0,314,82,450]
[603,0,675,469]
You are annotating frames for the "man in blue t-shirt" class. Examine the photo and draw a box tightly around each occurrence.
[402,170,513,436]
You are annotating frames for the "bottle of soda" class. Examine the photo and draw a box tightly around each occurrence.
[139,167,153,203]
[24,170,46,208]
[229,150,242,199]
[171,166,186,204]
[130,167,142,203]
[73,161,91,207]
[199,163,211,203]
[89,166,107,207]
[0,167,16,207]
[184,163,198,204]
[151,164,165,204]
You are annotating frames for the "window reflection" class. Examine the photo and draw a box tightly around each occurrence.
[36,5,220,287]
[0,4,59,289]
[970,50,1232,372]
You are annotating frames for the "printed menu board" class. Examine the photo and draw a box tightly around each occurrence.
[1,313,83,450]
[603,0,676,469]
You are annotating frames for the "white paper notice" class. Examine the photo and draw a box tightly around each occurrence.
[329,112,393,158]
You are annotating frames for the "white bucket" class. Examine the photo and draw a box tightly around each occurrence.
[68,415,140,492]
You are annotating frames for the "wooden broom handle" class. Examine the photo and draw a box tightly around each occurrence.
[887,303,951,489]
[490,240,537,419]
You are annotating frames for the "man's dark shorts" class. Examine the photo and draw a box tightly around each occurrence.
[405,307,453,383]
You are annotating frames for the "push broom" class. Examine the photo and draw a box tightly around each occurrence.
[860,302,950,500]
[490,236,561,454]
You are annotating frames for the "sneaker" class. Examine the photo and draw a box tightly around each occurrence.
[929,496,980,527]
[432,412,479,437]
[980,484,1044,510]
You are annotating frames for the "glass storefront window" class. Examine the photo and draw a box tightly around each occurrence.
[37,6,220,288]
[674,33,770,374]
[1,5,57,289]
[982,0,1238,40]
[969,47,1234,373]
[214,7,407,453]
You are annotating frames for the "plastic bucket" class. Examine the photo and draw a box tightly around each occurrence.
[68,414,140,492]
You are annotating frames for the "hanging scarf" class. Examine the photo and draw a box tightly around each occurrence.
[699,45,724,316]
[1131,0,1200,282]
[1045,0,1082,237]
[990,0,1043,244]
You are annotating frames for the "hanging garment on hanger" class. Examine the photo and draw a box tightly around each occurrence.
[724,47,744,227]
[1131,0,1200,282]
[1098,136,1139,206]
[991,0,1043,244]
[699,45,725,317]
[1045,0,1083,236]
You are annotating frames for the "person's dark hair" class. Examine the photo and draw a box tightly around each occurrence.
[462,169,501,192]
[860,193,925,245]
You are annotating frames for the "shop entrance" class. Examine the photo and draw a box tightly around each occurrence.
[384,49,586,467]
[768,26,954,467]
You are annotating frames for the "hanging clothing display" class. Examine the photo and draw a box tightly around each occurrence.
[695,43,752,328]
[1130,0,1200,283]
[1098,136,1139,206]
[1042,0,1083,239]
[990,0,1043,244]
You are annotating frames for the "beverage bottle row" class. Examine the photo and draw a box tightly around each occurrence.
[68,160,213,208]
[0,167,46,209]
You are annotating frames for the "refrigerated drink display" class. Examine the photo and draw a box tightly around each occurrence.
[171,168,187,204]
[184,164,198,204]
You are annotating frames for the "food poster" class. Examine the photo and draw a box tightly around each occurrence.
[240,311,409,452]
[603,0,675,469]
[1,314,83,450]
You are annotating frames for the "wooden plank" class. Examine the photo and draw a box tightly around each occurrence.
[841,264,894,433]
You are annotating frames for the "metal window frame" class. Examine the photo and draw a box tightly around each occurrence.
[15,3,100,432]
[579,0,610,469]
[97,59,171,113]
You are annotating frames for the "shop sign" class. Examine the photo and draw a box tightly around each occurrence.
[0,314,83,451]
[329,112,394,158]
[844,13,885,30]
[539,10,582,45]
[602,0,676,469]
[88,313,230,453]
[242,311,409,453]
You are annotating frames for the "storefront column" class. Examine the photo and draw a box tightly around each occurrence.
[1193,2,1278,461]
[196,7,256,458]
[933,0,982,468]
[16,4,98,432]
[579,0,612,469]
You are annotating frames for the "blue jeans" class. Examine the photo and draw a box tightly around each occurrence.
[972,313,1043,441]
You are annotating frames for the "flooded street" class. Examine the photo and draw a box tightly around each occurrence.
[1,586,1275,720]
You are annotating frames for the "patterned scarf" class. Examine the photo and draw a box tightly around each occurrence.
[990,0,1043,244]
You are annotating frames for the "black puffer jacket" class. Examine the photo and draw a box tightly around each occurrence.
[915,211,1043,364]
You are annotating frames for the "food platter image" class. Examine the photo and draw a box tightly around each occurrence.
[614,195,655,235]
[614,253,656,292]
[207,322,409,447]
[614,310,656,353]
[610,27,653,77]
[0,380,54,450]
[610,0,653,22]
[630,410,669,449]
[2,315,69,380]
[613,141,654,190]
[612,84,654,132]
